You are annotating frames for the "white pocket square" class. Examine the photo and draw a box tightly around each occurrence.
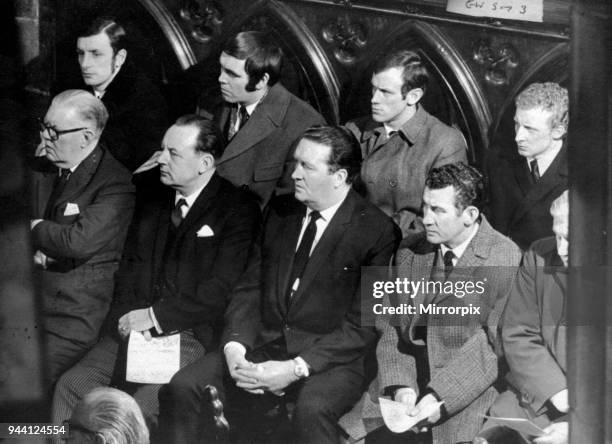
[64,202,80,216]
[196,225,214,237]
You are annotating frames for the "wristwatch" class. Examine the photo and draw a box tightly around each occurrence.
[293,358,309,379]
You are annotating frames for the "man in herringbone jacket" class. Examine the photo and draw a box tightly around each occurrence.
[342,163,521,444]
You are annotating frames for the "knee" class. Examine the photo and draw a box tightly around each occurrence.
[293,395,334,427]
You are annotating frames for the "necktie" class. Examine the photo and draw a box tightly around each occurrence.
[171,199,187,228]
[443,250,455,279]
[226,106,249,140]
[45,169,71,218]
[530,159,540,182]
[286,211,321,305]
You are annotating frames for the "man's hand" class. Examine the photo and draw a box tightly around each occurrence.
[533,422,568,444]
[235,360,298,394]
[224,344,262,394]
[549,389,569,413]
[118,309,154,340]
[394,387,417,413]
[408,393,442,432]
[133,151,162,174]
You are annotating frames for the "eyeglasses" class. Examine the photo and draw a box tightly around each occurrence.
[38,118,88,142]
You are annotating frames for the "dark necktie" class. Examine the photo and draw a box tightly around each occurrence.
[530,159,540,182]
[286,211,321,305]
[443,250,455,279]
[238,106,249,130]
[171,199,187,228]
[44,169,71,218]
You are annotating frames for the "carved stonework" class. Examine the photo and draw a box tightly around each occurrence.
[321,15,368,65]
[473,39,519,86]
[179,0,223,44]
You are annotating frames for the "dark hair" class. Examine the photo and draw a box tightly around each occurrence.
[222,31,282,91]
[373,50,429,97]
[174,114,223,158]
[301,125,362,184]
[79,17,127,55]
[425,162,484,211]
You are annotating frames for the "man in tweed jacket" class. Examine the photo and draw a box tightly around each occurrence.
[342,163,520,443]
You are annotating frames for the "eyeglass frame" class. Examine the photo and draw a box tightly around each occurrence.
[61,419,102,442]
[38,118,89,142]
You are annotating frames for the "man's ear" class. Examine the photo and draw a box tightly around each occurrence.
[551,124,566,140]
[198,152,215,174]
[114,49,127,69]
[333,168,348,187]
[82,128,96,147]
[463,205,480,225]
[254,72,270,91]
[405,88,424,106]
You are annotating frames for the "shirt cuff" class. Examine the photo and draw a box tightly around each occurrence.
[30,219,43,230]
[149,307,163,334]
[224,341,247,356]
[294,356,311,377]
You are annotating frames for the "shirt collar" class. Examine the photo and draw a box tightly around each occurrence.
[175,181,207,210]
[526,141,563,175]
[305,188,350,222]
[440,222,480,261]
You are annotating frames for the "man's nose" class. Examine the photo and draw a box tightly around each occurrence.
[291,164,302,180]
[157,150,168,165]
[515,126,525,142]
[371,90,381,104]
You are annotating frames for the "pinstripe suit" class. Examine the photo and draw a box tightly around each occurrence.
[340,216,521,443]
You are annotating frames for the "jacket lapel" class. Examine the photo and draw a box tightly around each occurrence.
[511,145,568,226]
[34,172,56,218]
[52,145,103,213]
[173,174,221,242]
[276,207,305,315]
[406,251,435,334]
[217,83,290,164]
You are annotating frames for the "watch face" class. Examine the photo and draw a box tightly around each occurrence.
[294,362,307,377]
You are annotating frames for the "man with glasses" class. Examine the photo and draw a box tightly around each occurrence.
[30,89,135,387]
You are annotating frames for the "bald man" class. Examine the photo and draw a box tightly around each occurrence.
[30,89,135,386]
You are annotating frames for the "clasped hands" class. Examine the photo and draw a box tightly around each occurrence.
[117,308,155,340]
[225,346,297,396]
[394,387,442,433]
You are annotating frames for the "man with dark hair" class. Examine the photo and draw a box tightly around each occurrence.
[344,162,520,443]
[51,115,261,431]
[31,90,135,386]
[157,125,400,444]
[345,49,467,241]
[52,16,168,171]
[487,82,568,250]
[211,31,325,207]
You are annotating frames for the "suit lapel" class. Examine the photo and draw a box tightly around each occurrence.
[52,146,103,214]
[511,145,568,226]
[406,251,435,333]
[173,174,221,242]
[34,172,56,218]
[287,192,355,315]
[217,84,290,164]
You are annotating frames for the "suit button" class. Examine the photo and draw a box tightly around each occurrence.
[284,324,290,331]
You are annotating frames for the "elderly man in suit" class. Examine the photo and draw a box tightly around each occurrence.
[487,82,568,250]
[52,17,168,171]
[476,190,569,444]
[51,115,261,431]
[31,89,135,386]
[344,163,520,443]
[345,50,466,241]
[157,125,400,444]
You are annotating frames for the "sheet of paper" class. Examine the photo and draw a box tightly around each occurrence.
[126,331,180,384]
[379,397,444,434]
[484,415,546,437]
[446,0,543,23]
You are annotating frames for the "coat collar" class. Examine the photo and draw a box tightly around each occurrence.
[359,104,429,146]
[217,83,291,163]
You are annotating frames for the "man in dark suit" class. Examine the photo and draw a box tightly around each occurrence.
[158,125,400,444]
[209,31,325,207]
[30,89,135,386]
[52,17,168,171]
[345,50,466,241]
[487,82,568,250]
[343,163,520,443]
[51,116,261,430]
[476,191,569,444]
